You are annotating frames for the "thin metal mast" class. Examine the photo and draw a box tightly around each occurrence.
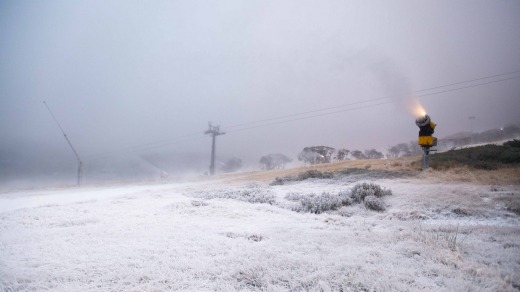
[43,101,83,186]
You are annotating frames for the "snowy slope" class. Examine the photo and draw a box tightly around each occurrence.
[1,176,519,291]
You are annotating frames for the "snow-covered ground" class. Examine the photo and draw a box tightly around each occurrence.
[1,174,519,291]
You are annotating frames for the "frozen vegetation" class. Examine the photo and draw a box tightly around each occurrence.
[1,170,519,291]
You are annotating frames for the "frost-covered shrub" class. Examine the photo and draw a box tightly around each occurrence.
[297,170,334,180]
[363,195,386,212]
[270,176,293,186]
[189,187,276,205]
[350,182,392,203]
[337,206,354,217]
[284,192,306,202]
[235,268,265,288]
[337,190,354,206]
[247,234,263,242]
[270,170,334,185]
[292,192,352,214]
[191,200,208,207]
[286,185,391,214]
[298,192,344,214]
[227,189,276,204]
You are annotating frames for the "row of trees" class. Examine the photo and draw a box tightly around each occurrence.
[386,141,422,158]
[222,146,386,172]
[221,153,293,172]
[259,153,292,170]
[296,146,384,165]
[221,125,520,172]
[385,125,520,158]
[255,147,386,170]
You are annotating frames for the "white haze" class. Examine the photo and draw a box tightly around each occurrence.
[1,1,520,185]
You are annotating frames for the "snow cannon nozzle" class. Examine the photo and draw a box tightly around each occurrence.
[415,114,431,128]
[415,114,436,144]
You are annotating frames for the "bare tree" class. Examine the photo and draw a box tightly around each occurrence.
[407,141,423,156]
[221,157,242,173]
[351,150,367,160]
[298,146,336,165]
[334,149,350,161]
[386,143,411,158]
[259,153,292,170]
[364,149,384,159]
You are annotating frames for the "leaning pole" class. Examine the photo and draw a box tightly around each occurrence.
[43,101,83,186]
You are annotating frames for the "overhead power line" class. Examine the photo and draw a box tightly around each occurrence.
[223,70,520,129]
[225,74,520,133]
[86,70,520,158]
[416,76,520,98]
[415,70,520,92]
[225,101,392,134]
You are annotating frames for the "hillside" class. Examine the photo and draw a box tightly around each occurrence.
[2,151,519,291]
[217,149,520,186]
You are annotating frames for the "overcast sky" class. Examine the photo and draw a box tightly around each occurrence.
[1,0,520,167]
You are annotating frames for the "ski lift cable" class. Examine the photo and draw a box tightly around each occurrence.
[86,71,520,158]
[221,70,520,129]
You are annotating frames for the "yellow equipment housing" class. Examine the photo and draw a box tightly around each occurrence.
[418,136,437,147]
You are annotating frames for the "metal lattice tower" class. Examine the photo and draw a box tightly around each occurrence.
[204,123,225,175]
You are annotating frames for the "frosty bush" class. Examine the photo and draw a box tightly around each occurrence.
[284,192,306,202]
[337,190,354,206]
[270,170,334,185]
[363,195,386,212]
[223,189,276,204]
[271,168,408,186]
[234,268,266,288]
[289,191,352,214]
[270,176,293,186]
[299,192,343,214]
[285,183,391,214]
[297,170,334,180]
[189,187,276,205]
[350,182,392,203]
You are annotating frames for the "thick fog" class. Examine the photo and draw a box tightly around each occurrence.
[1,1,520,186]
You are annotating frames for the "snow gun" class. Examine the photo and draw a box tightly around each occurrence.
[416,114,437,147]
[415,114,437,169]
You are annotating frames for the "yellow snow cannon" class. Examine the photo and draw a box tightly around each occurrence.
[415,114,437,147]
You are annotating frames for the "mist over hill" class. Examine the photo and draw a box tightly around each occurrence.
[2,124,519,189]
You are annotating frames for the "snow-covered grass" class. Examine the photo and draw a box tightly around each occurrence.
[1,176,519,291]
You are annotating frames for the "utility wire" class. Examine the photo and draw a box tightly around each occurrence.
[224,75,520,135]
[415,70,520,92]
[85,99,388,159]
[222,98,388,129]
[222,70,520,129]
[416,75,520,98]
[226,101,392,134]
[85,70,520,159]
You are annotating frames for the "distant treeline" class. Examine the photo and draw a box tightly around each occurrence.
[254,124,520,170]
[387,124,520,159]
